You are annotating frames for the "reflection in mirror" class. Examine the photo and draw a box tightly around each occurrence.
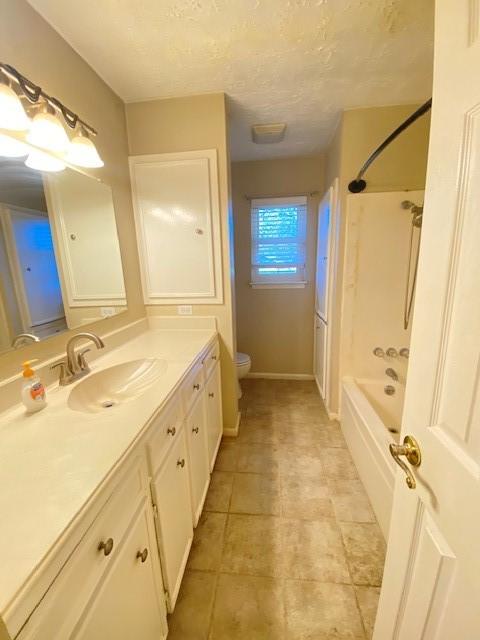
[0,159,126,354]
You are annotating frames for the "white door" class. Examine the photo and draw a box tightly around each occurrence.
[186,394,210,526]
[374,4,480,638]
[315,182,336,320]
[314,314,327,400]
[205,364,223,471]
[73,501,167,640]
[151,429,193,611]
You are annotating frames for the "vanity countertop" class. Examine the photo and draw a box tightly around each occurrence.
[0,326,216,622]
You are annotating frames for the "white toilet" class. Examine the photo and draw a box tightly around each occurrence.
[235,352,251,398]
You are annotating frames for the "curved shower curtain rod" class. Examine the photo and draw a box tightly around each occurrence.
[348,98,432,194]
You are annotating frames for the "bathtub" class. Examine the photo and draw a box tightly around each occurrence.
[341,377,404,538]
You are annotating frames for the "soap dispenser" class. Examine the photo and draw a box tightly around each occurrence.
[21,360,47,413]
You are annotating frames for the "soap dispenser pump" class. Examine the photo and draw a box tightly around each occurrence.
[21,360,47,413]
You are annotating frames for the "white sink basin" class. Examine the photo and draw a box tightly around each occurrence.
[68,358,168,413]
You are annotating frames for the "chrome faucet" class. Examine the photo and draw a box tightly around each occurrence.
[385,368,398,381]
[12,333,40,348]
[52,332,105,385]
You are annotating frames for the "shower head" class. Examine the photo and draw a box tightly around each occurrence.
[401,200,423,227]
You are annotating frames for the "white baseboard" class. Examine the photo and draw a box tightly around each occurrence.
[223,411,241,437]
[246,372,315,381]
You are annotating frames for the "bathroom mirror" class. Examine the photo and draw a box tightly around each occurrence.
[0,158,127,354]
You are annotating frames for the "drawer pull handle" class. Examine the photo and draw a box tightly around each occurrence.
[177,458,186,468]
[167,426,176,436]
[209,392,215,398]
[211,354,217,360]
[192,426,199,434]
[136,548,149,563]
[193,383,200,391]
[98,538,114,556]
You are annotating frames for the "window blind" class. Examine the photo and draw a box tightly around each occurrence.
[250,196,307,285]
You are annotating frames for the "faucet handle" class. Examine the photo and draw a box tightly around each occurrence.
[373,347,384,357]
[77,348,91,372]
[399,348,410,359]
[386,347,398,358]
[51,361,70,386]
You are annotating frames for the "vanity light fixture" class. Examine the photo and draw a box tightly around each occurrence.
[66,127,104,168]
[0,75,30,131]
[25,148,65,173]
[0,132,29,157]
[27,105,70,154]
[0,62,104,171]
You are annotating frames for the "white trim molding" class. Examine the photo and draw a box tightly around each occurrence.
[246,372,315,380]
[223,411,241,437]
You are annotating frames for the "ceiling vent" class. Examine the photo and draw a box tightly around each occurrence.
[251,123,286,144]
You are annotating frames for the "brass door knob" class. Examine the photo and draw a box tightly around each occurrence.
[98,538,114,556]
[136,548,148,563]
[389,435,421,489]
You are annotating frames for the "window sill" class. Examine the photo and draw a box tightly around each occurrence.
[249,281,307,289]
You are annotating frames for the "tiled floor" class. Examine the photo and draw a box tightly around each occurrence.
[168,379,385,640]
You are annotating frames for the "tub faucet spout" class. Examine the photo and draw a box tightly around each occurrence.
[385,368,398,381]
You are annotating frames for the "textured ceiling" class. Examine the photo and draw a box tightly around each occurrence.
[27,0,434,161]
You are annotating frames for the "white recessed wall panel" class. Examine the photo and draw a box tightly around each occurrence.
[130,150,223,304]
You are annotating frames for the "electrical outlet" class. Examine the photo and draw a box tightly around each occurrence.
[177,305,193,316]
[100,307,115,317]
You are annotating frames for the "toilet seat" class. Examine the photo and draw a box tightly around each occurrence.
[236,352,251,366]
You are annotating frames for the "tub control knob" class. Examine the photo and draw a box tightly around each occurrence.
[399,348,410,359]
[373,347,384,357]
[386,347,398,357]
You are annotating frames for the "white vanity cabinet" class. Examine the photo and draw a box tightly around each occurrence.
[185,393,210,525]
[205,360,223,471]
[16,456,168,640]
[149,427,193,611]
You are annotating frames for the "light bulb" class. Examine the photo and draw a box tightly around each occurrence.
[25,149,65,172]
[27,110,69,153]
[66,131,104,168]
[0,133,29,157]
[0,82,30,131]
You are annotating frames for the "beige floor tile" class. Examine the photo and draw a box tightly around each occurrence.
[214,441,238,472]
[319,447,359,479]
[280,475,334,520]
[278,444,325,480]
[340,523,386,586]
[204,471,234,512]
[187,511,227,571]
[282,518,351,583]
[230,472,282,515]
[210,573,285,639]
[355,586,381,639]
[237,417,281,445]
[286,403,331,424]
[317,423,347,448]
[236,442,282,474]
[285,580,365,640]
[167,570,216,640]
[332,494,376,523]
[221,514,284,578]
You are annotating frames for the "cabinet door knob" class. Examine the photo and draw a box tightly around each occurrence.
[136,548,148,563]
[98,538,114,556]
[177,458,185,468]
[193,383,200,391]
[209,392,214,398]
[211,354,217,360]
[167,426,176,436]
[192,426,199,434]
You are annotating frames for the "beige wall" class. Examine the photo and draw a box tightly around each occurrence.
[126,94,238,430]
[325,104,431,413]
[0,0,145,379]
[232,156,324,375]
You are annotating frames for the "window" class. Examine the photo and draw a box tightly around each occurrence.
[250,196,307,287]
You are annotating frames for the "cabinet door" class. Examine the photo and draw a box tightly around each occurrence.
[186,394,210,526]
[129,150,223,304]
[73,501,167,640]
[151,429,193,610]
[205,364,223,471]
